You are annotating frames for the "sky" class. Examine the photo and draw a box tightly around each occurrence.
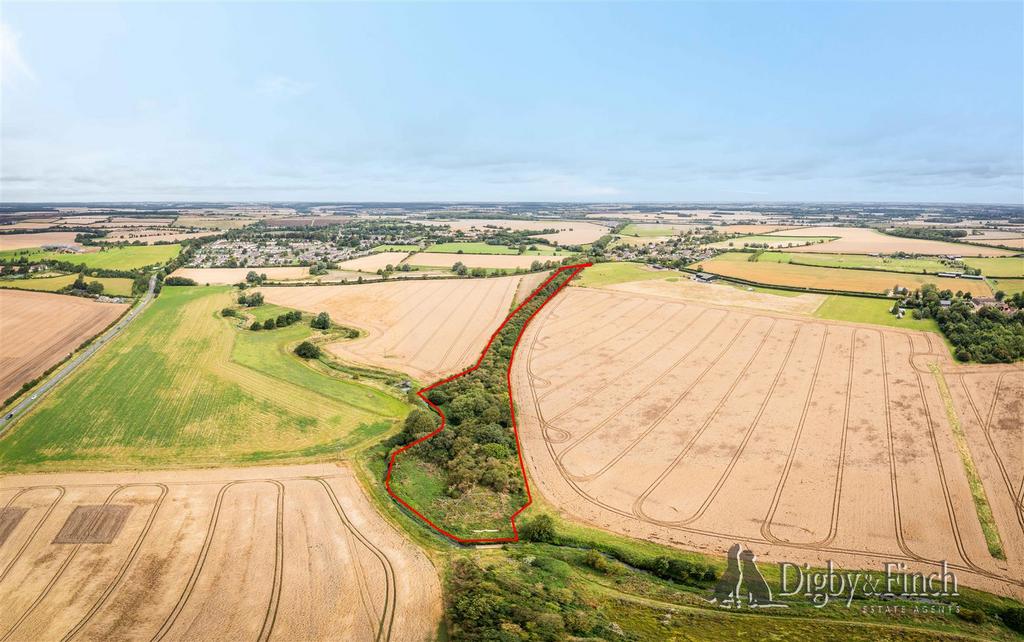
[1,2,1022,204]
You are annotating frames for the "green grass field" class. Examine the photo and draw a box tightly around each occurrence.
[989,278,1024,296]
[0,244,181,270]
[0,273,134,296]
[424,241,567,255]
[753,251,953,273]
[0,286,408,472]
[962,257,1024,277]
[371,244,419,252]
[813,295,939,332]
[573,262,684,288]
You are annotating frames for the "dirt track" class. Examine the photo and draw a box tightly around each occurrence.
[0,463,441,641]
[513,287,1024,599]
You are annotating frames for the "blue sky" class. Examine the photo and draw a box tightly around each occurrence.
[1,2,1021,203]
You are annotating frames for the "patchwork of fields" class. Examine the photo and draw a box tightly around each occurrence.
[260,276,524,380]
[697,252,993,296]
[0,464,441,641]
[772,227,1016,257]
[513,287,1024,598]
[0,286,407,472]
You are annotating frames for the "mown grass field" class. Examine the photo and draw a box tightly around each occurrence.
[753,251,953,273]
[0,273,134,296]
[573,262,684,288]
[0,286,408,472]
[424,241,567,255]
[697,252,993,296]
[963,256,1024,277]
[0,244,180,270]
[813,295,939,331]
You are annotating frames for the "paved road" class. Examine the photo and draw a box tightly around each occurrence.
[0,274,157,436]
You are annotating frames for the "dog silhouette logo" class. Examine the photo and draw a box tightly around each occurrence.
[707,544,787,609]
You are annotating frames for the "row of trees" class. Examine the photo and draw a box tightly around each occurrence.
[388,270,576,500]
[248,310,303,331]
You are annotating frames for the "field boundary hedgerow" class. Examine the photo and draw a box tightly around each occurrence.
[385,263,590,544]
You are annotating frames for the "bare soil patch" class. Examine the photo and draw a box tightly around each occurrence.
[0,289,127,400]
[53,505,132,544]
[260,276,522,380]
[0,463,442,641]
[513,287,1023,599]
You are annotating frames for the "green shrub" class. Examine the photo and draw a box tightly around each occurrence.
[294,341,321,359]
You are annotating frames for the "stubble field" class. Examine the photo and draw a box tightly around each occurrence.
[0,463,441,641]
[260,276,524,380]
[698,253,994,296]
[771,227,1016,257]
[0,289,128,401]
[405,252,546,270]
[513,286,1023,598]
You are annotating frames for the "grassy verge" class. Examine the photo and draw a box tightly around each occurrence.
[929,364,1005,559]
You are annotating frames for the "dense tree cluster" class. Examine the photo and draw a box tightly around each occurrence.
[294,341,321,359]
[884,227,968,242]
[310,311,331,329]
[897,284,1024,362]
[389,270,575,501]
[237,292,264,307]
[164,276,197,286]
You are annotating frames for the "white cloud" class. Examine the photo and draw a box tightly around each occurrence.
[0,22,34,84]
[256,74,311,98]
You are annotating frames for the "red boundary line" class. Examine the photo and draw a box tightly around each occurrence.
[384,263,591,544]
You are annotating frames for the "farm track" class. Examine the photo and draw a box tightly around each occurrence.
[519,288,1023,597]
[0,468,436,642]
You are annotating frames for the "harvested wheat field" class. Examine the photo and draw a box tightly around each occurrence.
[700,255,993,296]
[425,219,609,245]
[512,286,1024,599]
[405,252,543,270]
[0,290,127,400]
[169,266,311,284]
[335,252,413,273]
[0,232,83,251]
[0,463,442,641]
[261,276,523,380]
[772,226,1016,257]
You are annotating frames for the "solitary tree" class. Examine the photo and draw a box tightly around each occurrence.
[294,341,321,359]
[311,311,331,329]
